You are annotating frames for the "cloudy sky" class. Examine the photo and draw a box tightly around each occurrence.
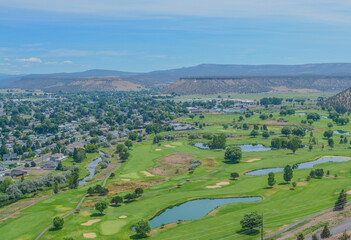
[1,0,351,74]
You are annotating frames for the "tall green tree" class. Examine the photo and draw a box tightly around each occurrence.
[68,167,79,189]
[283,165,293,183]
[281,127,291,136]
[224,146,242,163]
[95,199,108,215]
[240,211,262,232]
[268,172,276,187]
[320,225,331,238]
[208,133,226,149]
[73,148,86,162]
[287,136,302,153]
[334,189,347,211]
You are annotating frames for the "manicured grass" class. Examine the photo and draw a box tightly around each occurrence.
[4,94,351,240]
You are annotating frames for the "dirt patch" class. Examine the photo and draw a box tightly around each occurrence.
[149,153,194,176]
[164,144,175,148]
[107,178,166,195]
[347,190,351,195]
[83,233,96,238]
[246,158,261,162]
[25,169,52,176]
[155,149,162,151]
[121,179,130,182]
[202,158,217,167]
[140,171,154,177]
[206,182,230,189]
[81,219,101,226]
[119,215,127,219]
[82,200,95,208]
[297,182,307,187]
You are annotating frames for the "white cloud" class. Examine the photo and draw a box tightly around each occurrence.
[16,57,42,63]
[3,58,9,61]
[63,60,73,64]
[1,0,351,23]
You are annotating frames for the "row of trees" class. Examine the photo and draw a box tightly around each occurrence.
[0,167,79,204]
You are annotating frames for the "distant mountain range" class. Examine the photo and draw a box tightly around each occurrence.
[3,63,351,92]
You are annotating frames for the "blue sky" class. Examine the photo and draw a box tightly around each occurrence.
[1,0,351,74]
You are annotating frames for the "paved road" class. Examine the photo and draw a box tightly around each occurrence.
[35,158,122,240]
[304,219,351,240]
[264,202,351,240]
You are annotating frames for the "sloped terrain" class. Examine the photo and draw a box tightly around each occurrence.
[323,87,351,111]
[162,75,351,95]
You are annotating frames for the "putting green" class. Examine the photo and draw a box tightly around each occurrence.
[100,220,126,235]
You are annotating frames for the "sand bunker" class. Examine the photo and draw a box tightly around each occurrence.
[206,182,230,189]
[164,144,175,148]
[155,148,162,151]
[246,158,261,162]
[347,190,351,195]
[81,219,101,226]
[119,215,127,219]
[121,179,130,182]
[83,233,96,238]
[140,171,154,177]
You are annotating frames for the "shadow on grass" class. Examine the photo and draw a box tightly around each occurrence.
[278,182,289,185]
[130,233,148,239]
[90,212,104,217]
[109,204,122,208]
[223,160,240,165]
[49,227,61,232]
[236,229,260,236]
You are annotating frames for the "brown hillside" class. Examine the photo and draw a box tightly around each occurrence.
[162,75,351,95]
[323,87,351,111]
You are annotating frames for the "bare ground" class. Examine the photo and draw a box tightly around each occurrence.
[107,178,166,195]
[149,153,194,176]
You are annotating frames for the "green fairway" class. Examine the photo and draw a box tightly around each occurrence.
[3,93,351,240]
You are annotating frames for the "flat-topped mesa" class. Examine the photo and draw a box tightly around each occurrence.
[162,75,351,95]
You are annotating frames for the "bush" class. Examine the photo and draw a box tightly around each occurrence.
[53,216,64,230]
[134,219,151,237]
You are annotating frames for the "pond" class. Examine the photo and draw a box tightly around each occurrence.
[78,152,104,185]
[236,144,271,152]
[194,142,210,149]
[246,156,351,176]
[333,130,350,135]
[194,143,271,152]
[295,112,306,116]
[148,197,262,229]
